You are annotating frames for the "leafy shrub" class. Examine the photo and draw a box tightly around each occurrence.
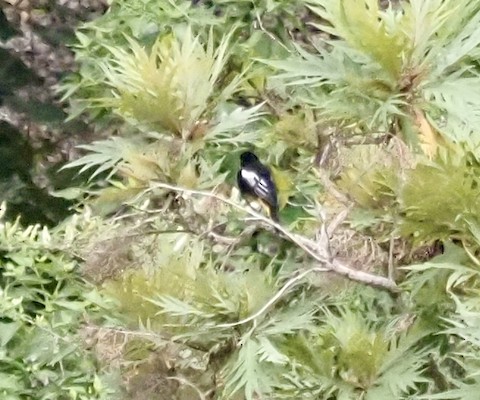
[0,207,120,399]
[53,0,480,399]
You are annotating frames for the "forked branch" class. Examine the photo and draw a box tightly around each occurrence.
[146,181,399,293]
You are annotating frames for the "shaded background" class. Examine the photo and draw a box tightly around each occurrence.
[0,0,107,225]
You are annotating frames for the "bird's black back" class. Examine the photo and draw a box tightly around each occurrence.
[237,151,279,220]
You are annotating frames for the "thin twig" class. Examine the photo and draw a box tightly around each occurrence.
[166,376,206,400]
[316,169,352,205]
[145,181,399,292]
[388,234,395,281]
[315,209,331,260]
[254,8,292,54]
[327,206,353,237]
[83,325,210,353]
[217,266,327,328]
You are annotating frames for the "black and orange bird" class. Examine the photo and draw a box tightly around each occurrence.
[237,151,279,222]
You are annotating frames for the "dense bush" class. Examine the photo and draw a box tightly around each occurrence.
[0,208,120,399]
[3,0,480,398]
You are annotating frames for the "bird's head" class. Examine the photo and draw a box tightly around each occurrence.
[240,151,259,166]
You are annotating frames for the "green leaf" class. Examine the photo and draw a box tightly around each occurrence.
[0,321,21,346]
[307,0,410,77]
[223,338,273,400]
[0,372,21,391]
[63,137,131,181]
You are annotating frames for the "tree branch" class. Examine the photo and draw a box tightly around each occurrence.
[145,181,399,293]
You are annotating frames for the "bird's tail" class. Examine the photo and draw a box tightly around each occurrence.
[269,205,280,223]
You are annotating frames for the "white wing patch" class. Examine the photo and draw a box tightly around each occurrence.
[241,168,270,198]
[241,169,259,186]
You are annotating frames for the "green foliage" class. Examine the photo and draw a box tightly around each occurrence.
[401,244,480,400]
[103,236,278,342]
[61,26,269,210]
[338,144,480,252]
[337,144,399,211]
[95,28,238,136]
[308,0,411,78]
[264,307,429,400]
[266,0,480,149]
[0,206,120,399]
[50,0,480,398]
[399,149,480,246]
[61,0,304,121]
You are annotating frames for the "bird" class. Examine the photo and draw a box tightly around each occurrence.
[237,151,279,222]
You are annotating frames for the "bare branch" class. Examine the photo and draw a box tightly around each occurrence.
[145,181,399,293]
[327,206,353,236]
